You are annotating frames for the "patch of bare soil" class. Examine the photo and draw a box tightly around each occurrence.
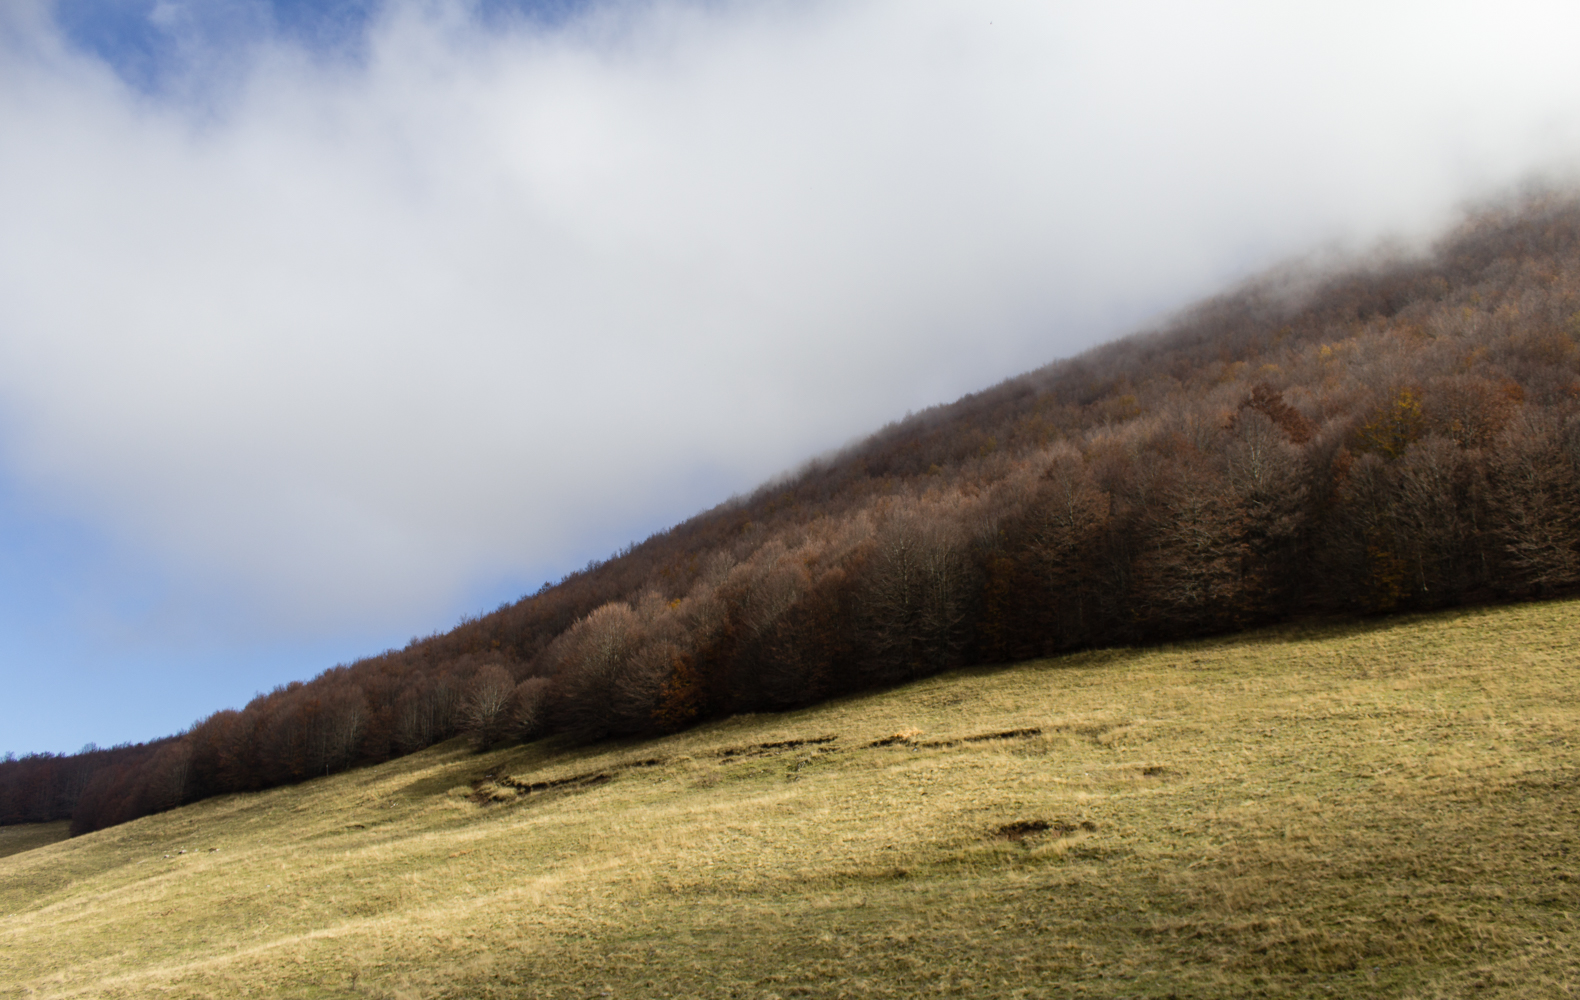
[994,819,1097,842]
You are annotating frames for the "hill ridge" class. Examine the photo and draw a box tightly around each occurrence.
[7,192,1580,837]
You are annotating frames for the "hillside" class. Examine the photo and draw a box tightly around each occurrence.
[3,598,1578,998]
[7,192,1580,834]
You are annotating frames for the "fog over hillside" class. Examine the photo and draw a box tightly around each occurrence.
[3,0,1580,753]
[10,192,1580,834]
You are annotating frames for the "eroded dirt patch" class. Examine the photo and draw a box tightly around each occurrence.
[872,728,1044,749]
[715,736,839,758]
[493,737,842,801]
[488,726,1064,804]
[491,770,613,799]
[994,819,1097,842]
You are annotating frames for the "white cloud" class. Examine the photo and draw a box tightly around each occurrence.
[1,0,1579,640]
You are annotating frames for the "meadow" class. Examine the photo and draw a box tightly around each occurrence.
[3,598,1578,999]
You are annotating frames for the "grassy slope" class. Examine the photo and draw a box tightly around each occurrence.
[3,602,1579,1000]
[0,821,69,861]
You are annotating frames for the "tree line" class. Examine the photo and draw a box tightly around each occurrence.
[7,193,1580,835]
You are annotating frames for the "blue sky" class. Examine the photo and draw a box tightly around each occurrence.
[4,0,1580,755]
[52,0,587,93]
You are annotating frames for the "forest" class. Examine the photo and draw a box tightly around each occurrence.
[6,194,1580,835]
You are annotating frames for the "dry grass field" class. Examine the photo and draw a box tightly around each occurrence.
[0,821,68,861]
[3,600,1580,999]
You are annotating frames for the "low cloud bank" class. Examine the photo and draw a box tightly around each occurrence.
[0,0,1578,698]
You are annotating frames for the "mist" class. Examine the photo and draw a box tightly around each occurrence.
[3,0,1580,751]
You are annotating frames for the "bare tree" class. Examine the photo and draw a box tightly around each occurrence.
[1024,452,1111,647]
[510,677,553,741]
[462,664,516,750]
[860,494,976,682]
[1391,436,1480,599]
[1133,459,1248,633]
[1488,410,1580,591]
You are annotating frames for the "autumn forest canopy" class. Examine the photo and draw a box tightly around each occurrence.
[7,195,1580,834]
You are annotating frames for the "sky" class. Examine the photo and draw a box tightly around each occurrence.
[3,0,1580,756]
